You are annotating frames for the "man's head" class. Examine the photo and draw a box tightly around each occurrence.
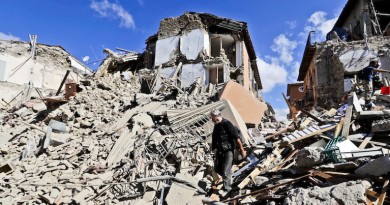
[369,60,379,68]
[210,109,222,124]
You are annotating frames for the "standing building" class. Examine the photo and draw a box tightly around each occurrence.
[290,0,390,112]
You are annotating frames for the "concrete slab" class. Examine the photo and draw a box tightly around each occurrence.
[221,99,251,145]
[165,182,196,205]
[154,36,179,66]
[142,191,156,202]
[355,156,390,176]
[180,64,207,88]
[187,195,205,205]
[219,81,267,125]
[32,102,47,112]
[336,140,359,159]
[353,92,363,112]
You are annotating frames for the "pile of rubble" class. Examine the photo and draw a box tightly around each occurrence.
[236,88,390,205]
[1,70,390,205]
[0,69,227,204]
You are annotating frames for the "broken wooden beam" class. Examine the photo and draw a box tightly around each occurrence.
[341,104,353,138]
[284,124,337,144]
[334,118,344,138]
[56,70,71,96]
[378,180,389,205]
[300,109,326,125]
[350,138,390,149]
[265,124,294,140]
[237,148,283,189]
[353,92,363,112]
[358,133,374,149]
[366,189,390,204]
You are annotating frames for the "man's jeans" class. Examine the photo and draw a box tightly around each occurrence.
[215,150,233,191]
[362,80,373,102]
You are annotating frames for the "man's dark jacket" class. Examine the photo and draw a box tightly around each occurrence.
[212,118,239,152]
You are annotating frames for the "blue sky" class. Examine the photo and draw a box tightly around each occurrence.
[0,0,347,120]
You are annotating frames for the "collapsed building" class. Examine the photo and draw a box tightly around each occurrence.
[0,37,93,89]
[287,0,390,112]
[0,36,93,108]
[96,12,268,127]
[98,12,263,96]
[2,10,390,205]
[0,12,275,204]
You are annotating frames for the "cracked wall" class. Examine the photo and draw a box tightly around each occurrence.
[153,14,234,88]
[313,36,390,108]
[0,40,89,90]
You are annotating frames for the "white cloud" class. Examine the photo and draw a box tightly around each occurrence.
[271,34,297,64]
[301,11,338,42]
[0,32,21,41]
[274,108,289,122]
[288,61,301,82]
[257,57,288,93]
[90,0,135,29]
[258,10,339,94]
[286,20,297,29]
[308,11,327,26]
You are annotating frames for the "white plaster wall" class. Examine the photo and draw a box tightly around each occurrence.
[0,53,79,90]
[180,29,209,60]
[154,36,180,66]
[42,67,79,90]
[181,64,207,88]
[0,54,44,87]
[339,49,377,72]
[68,56,93,75]
[154,67,176,91]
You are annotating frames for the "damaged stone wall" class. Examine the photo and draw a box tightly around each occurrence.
[313,36,390,108]
[152,12,247,90]
[158,13,207,40]
[315,44,345,108]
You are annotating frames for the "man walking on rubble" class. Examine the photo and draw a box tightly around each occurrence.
[210,108,246,197]
[358,59,390,109]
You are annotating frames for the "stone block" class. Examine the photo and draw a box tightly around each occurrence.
[165,182,195,205]
[32,102,47,112]
[355,156,390,176]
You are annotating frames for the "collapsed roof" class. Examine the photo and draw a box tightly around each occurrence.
[148,12,262,89]
[0,40,93,76]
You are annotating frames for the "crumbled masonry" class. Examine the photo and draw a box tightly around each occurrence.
[2,66,390,204]
[2,6,390,204]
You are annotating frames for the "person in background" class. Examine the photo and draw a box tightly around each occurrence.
[359,60,390,109]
